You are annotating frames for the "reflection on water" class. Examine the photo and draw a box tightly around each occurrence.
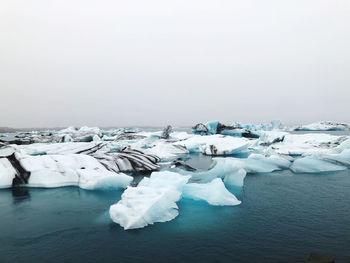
[11,187,31,203]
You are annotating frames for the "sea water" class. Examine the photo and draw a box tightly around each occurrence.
[0,169,350,263]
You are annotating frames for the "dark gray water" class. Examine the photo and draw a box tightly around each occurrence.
[1,169,350,263]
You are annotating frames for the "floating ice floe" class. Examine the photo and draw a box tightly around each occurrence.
[294,121,350,131]
[109,171,240,229]
[173,134,251,156]
[257,131,288,146]
[192,121,259,138]
[110,171,190,229]
[236,120,285,131]
[268,133,346,156]
[321,149,350,167]
[58,126,103,142]
[78,169,133,190]
[187,154,290,185]
[109,186,182,230]
[15,153,133,189]
[0,147,158,188]
[183,178,241,206]
[290,156,347,173]
[10,142,104,156]
[142,142,189,161]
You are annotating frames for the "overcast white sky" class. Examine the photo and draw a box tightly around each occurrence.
[0,0,349,128]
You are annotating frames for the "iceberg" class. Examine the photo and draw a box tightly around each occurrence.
[188,154,290,185]
[13,153,133,189]
[321,149,350,167]
[109,171,240,229]
[58,126,102,142]
[188,157,246,185]
[183,178,241,206]
[205,121,219,135]
[138,171,191,190]
[233,120,285,131]
[223,168,247,187]
[294,121,350,131]
[290,156,347,173]
[143,142,189,161]
[12,142,104,156]
[109,171,190,229]
[109,186,182,230]
[174,135,251,156]
[243,154,291,173]
[78,169,132,190]
[94,148,160,173]
[269,133,345,156]
[0,158,16,188]
[160,125,172,139]
[258,131,288,146]
[192,121,259,138]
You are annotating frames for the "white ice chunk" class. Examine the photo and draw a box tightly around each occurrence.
[0,158,17,188]
[143,142,189,161]
[332,138,350,153]
[110,186,182,230]
[174,134,251,155]
[270,133,343,156]
[109,171,190,229]
[0,146,16,157]
[58,126,77,134]
[189,157,245,184]
[223,168,247,187]
[257,131,288,145]
[232,120,285,131]
[28,169,79,188]
[16,153,127,189]
[183,178,241,206]
[14,142,102,156]
[189,154,290,184]
[170,131,193,141]
[93,135,102,142]
[243,154,291,173]
[290,156,347,173]
[320,149,350,167]
[78,169,132,190]
[294,121,350,131]
[138,171,191,191]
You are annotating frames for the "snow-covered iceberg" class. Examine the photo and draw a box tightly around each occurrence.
[173,134,251,156]
[267,133,346,156]
[294,121,350,131]
[16,153,133,189]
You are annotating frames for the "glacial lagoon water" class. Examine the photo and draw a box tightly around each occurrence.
[1,168,350,263]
